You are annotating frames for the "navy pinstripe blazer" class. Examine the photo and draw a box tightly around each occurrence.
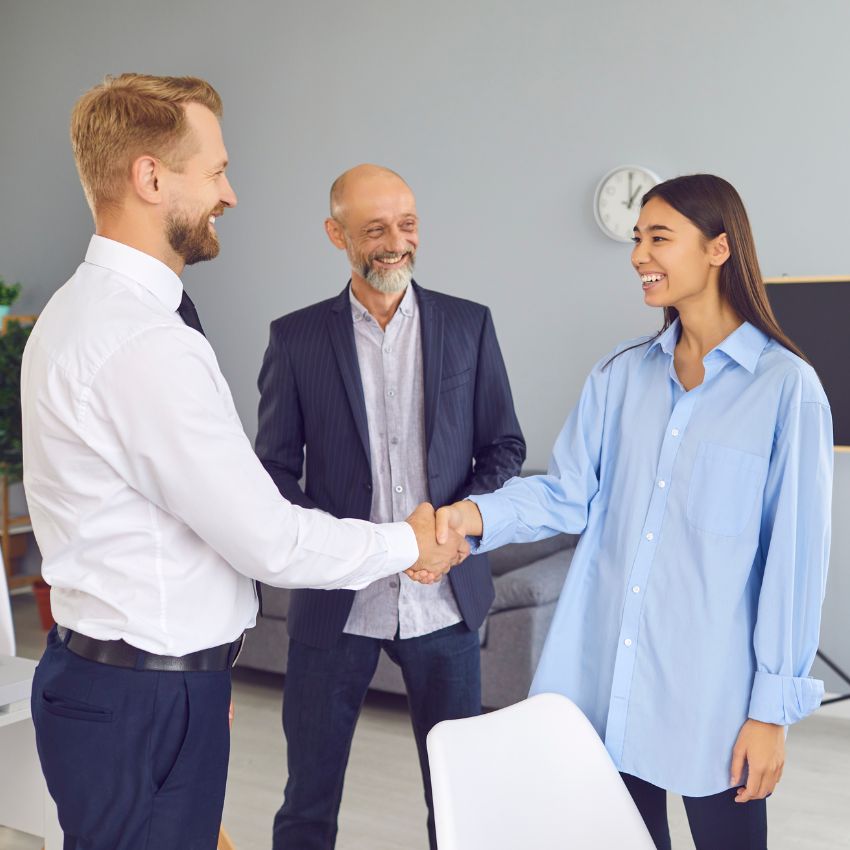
[255,281,526,648]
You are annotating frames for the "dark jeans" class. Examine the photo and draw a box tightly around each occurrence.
[621,772,768,850]
[273,622,481,850]
[31,626,232,850]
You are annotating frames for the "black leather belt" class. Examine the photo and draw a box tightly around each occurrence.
[57,626,244,672]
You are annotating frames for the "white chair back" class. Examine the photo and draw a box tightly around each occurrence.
[0,552,14,656]
[426,692,655,850]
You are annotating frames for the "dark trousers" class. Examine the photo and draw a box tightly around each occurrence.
[31,626,232,850]
[621,772,768,850]
[273,622,481,850]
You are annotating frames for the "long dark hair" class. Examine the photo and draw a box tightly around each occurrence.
[608,174,808,366]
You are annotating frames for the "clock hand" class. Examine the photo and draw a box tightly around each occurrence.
[626,184,644,209]
[621,175,634,208]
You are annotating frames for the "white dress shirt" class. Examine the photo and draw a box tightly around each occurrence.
[21,236,418,655]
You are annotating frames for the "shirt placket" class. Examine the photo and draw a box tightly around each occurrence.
[604,362,712,764]
[382,322,406,523]
[380,317,408,634]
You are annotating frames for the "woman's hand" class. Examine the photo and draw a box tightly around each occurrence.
[730,718,785,802]
[435,500,484,543]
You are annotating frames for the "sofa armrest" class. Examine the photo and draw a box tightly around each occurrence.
[256,585,291,620]
[487,533,578,577]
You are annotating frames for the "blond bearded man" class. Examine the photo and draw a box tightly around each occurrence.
[23,76,465,850]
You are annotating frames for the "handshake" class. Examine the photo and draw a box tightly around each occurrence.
[403,500,485,584]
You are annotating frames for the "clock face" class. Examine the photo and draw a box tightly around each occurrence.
[594,166,661,242]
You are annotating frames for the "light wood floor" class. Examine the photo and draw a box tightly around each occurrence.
[3,593,849,849]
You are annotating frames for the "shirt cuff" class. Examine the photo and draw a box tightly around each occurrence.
[748,670,824,725]
[375,520,420,572]
[467,492,517,553]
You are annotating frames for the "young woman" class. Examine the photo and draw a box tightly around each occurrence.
[435,175,832,849]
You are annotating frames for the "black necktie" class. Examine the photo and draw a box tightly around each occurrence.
[176,289,264,618]
[177,290,205,336]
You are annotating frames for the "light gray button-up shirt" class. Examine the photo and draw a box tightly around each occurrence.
[343,285,463,639]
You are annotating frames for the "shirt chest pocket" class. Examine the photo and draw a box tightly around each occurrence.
[686,441,769,537]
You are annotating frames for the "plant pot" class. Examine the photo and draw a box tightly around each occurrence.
[33,579,55,631]
[0,305,10,320]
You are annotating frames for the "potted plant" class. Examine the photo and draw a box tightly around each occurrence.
[0,278,21,320]
[0,314,49,626]
[0,318,33,481]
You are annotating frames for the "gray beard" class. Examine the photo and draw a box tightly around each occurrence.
[364,257,414,294]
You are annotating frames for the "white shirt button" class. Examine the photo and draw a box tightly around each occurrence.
[387,389,395,397]
[394,484,404,494]
[624,639,633,647]
[391,437,399,445]
[658,480,666,488]
[646,532,654,541]
[671,428,680,437]
[384,346,392,353]
[632,586,640,593]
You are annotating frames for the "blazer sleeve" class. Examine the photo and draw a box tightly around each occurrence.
[456,307,526,500]
[255,321,318,510]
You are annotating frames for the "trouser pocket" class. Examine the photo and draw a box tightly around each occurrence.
[33,679,118,840]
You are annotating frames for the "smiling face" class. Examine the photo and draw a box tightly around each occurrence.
[326,167,418,294]
[163,103,237,266]
[631,197,729,311]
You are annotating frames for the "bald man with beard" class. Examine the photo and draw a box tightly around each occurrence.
[255,164,526,849]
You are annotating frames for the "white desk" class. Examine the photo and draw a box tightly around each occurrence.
[0,655,62,849]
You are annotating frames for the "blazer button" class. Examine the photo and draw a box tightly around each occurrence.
[365,483,372,491]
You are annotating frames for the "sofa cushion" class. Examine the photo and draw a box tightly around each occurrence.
[490,547,575,613]
[487,533,578,577]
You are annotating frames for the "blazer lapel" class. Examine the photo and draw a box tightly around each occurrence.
[328,284,371,463]
[416,283,444,451]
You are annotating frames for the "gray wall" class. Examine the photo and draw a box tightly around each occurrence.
[1,0,848,691]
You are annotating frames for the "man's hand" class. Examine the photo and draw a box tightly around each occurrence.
[404,502,470,584]
[435,499,484,543]
[730,719,785,802]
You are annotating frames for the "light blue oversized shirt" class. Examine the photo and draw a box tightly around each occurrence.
[470,320,832,796]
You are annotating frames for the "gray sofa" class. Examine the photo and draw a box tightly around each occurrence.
[237,533,577,709]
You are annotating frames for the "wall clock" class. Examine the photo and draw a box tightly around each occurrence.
[593,165,661,242]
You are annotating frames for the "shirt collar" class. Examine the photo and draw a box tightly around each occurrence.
[644,319,681,359]
[643,317,769,374]
[713,321,769,373]
[349,282,417,322]
[84,235,184,312]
